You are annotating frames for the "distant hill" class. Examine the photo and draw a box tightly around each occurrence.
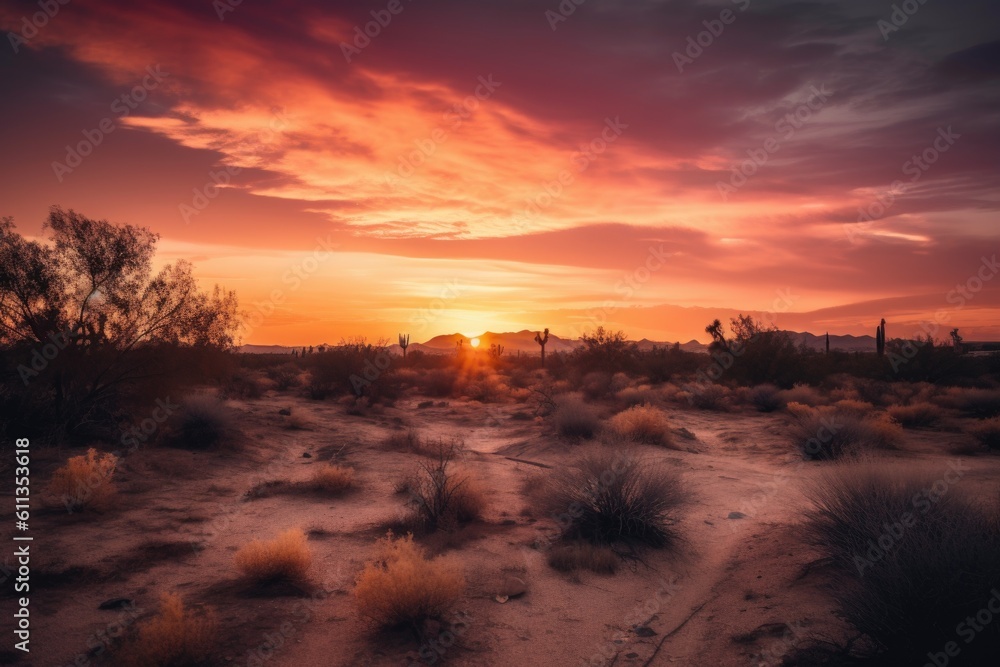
[240,330,878,355]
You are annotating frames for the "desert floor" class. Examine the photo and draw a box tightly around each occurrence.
[13,390,1000,667]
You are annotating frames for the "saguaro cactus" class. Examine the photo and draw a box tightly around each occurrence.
[825,332,830,355]
[876,319,886,357]
[490,343,505,359]
[535,328,550,367]
[398,333,410,359]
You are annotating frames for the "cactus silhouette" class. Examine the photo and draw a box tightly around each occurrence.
[490,343,505,359]
[535,328,550,367]
[825,332,830,355]
[876,319,886,357]
[398,333,410,359]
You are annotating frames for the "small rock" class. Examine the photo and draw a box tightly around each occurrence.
[302,452,312,458]
[634,626,657,637]
[500,576,527,598]
[98,598,133,610]
[626,653,640,659]
[278,408,292,416]
[728,511,747,519]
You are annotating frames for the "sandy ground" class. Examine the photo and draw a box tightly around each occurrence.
[6,390,1000,667]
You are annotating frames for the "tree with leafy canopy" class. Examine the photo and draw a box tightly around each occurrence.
[0,207,240,437]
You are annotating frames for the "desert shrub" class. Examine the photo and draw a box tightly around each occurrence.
[265,363,301,390]
[415,367,460,398]
[541,449,685,548]
[354,532,465,632]
[169,395,238,449]
[408,448,486,530]
[832,399,875,416]
[383,428,423,452]
[47,448,118,512]
[616,385,658,408]
[939,387,1000,418]
[968,417,1000,450]
[581,371,614,400]
[748,384,784,412]
[463,373,507,402]
[789,403,902,460]
[114,593,216,667]
[305,339,398,401]
[779,384,825,407]
[552,394,599,439]
[606,404,673,447]
[682,382,730,410]
[546,542,619,574]
[804,463,1000,664]
[221,368,264,399]
[234,528,312,583]
[308,465,355,494]
[851,378,893,407]
[887,401,943,427]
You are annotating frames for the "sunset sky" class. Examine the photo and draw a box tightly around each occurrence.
[1,0,998,345]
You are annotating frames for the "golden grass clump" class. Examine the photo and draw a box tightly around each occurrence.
[309,464,355,494]
[354,532,465,630]
[47,447,118,512]
[606,404,673,447]
[234,528,312,583]
[115,593,216,667]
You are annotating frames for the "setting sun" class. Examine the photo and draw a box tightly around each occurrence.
[470,337,481,348]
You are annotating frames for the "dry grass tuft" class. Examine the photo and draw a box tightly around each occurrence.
[170,395,239,449]
[115,593,216,667]
[541,448,685,548]
[606,404,674,447]
[747,383,785,412]
[234,528,312,583]
[409,448,487,531]
[354,532,465,631]
[47,448,118,512]
[804,462,1000,663]
[552,394,599,439]
[308,464,355,494]
[788,403,902,460]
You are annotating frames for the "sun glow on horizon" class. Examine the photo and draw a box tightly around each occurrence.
[470,337,481,348]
